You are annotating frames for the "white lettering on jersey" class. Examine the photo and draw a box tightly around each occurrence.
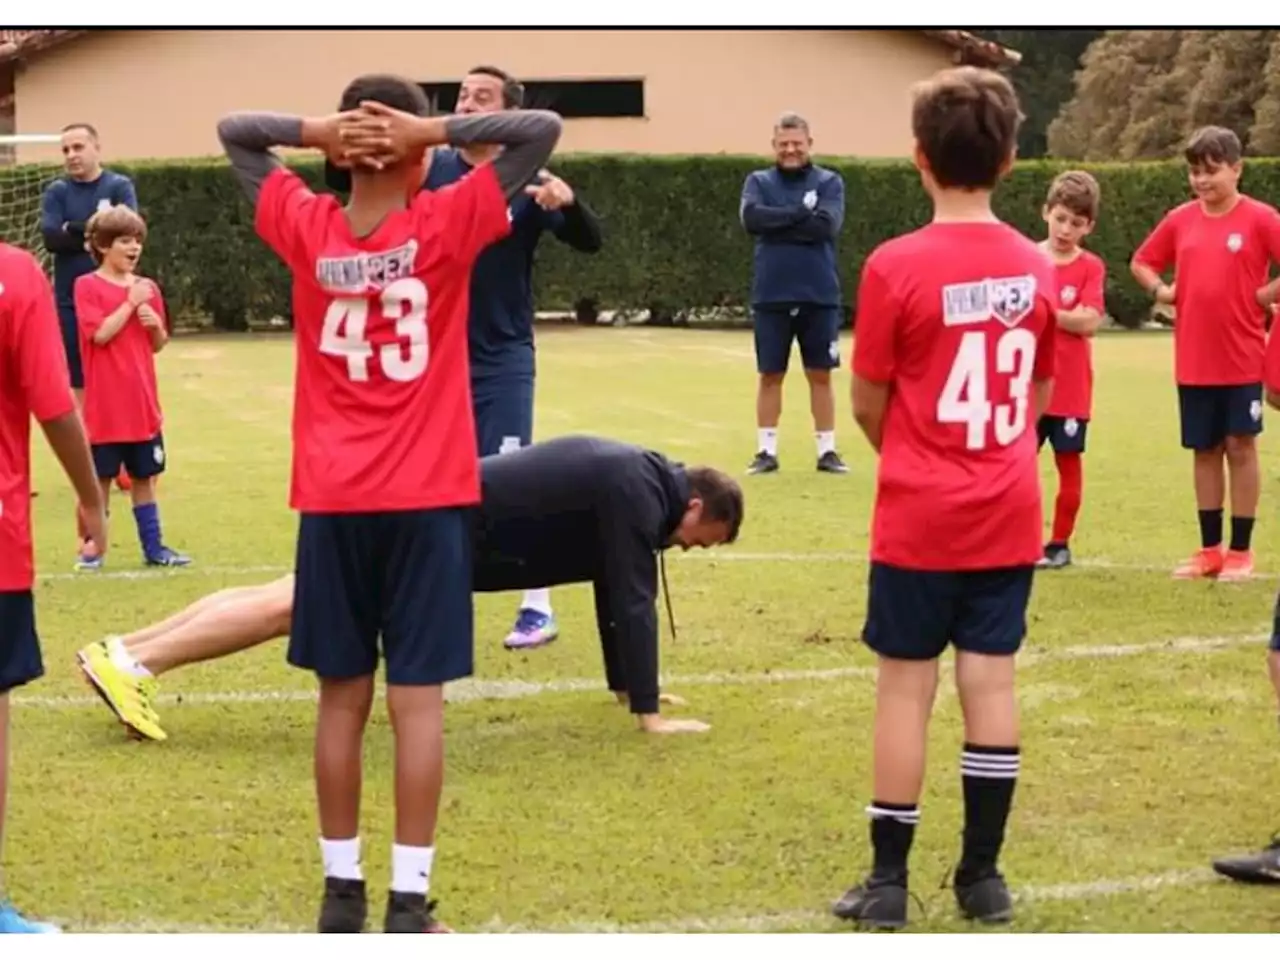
[942,275,1037,329]
[315,240,419,295]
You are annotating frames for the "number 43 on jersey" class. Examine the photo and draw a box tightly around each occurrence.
[320,277,430,382]
[937,327,1038,451]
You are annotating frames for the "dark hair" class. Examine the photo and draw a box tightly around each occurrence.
[325,74,431,194]
[61,122,99,141]
[338,73,430,115]
[911,66,1023,190]
[85,205,147,263]
[467,65,525,109]
[687,467,744,543]
[1185,125,1242,168]
[1045,170,1100,221]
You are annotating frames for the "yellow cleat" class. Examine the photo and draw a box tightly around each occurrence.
[76,641,167,742]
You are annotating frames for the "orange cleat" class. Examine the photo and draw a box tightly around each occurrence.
[1173,546,1224,579]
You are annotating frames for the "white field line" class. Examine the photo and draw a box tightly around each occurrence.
[34,552,1280,583]
[12,632,1266,711]
[61,867,1218,934]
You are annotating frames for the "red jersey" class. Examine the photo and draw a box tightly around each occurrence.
[255,165,512,514]
[852,222,1057,572]
[75,272,167,444]
[1045,249,1105,420]
[0,244,76,592]
[1133,195,1280,386]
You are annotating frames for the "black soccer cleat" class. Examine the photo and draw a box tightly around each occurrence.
[954,869,1014,924]
[747,451,779,475]
[1212,835,1280,884]
[318,877,367,933]
[384,891,451,933]
[1036,543,1072,569]
[816,451,849,474]
[831,871,909,930]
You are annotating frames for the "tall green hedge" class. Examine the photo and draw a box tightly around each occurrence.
[0,152,1268,329]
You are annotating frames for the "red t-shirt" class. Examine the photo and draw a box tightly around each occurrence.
[1133,195,1280,386]
[0,243,76,592]
[1045,249,1105,420]
[75,272,167,444]
[852,221,1057,572]
[255,165,512,514]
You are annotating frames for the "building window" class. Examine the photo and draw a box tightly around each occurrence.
[420,79,645,119]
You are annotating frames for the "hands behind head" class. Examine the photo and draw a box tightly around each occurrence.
[324,100,425,172]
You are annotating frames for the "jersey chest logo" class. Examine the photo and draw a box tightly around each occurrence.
[1060,285,1078,307]
[1227,232,1244,253]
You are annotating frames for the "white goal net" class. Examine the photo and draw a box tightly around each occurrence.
[0,134,64,274]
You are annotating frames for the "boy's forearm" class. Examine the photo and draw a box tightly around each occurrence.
[440,111,564,199]
[148,325,168,352]
[217,112,303,205]
[1056,307,1103,335]
[93,303,135,345]
[40,412,101,512]
[1130,261,1164,294]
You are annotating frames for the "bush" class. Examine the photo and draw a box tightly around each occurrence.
[1,152,1266,330]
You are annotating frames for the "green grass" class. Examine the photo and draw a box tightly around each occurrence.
[7,326,1280,933]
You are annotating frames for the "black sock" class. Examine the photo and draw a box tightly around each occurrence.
[1198,509,1224,549]
[959,744,1020,883]
[1230,516,1256,552]
[866,801,918,880]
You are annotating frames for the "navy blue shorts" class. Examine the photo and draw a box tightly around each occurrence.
[473,377,534,457]
[92,434,166,481]
[58,303,83,390]
[1037,415,1089,454]
[0,591,43,694]
[1270,589,1280,652]
[288,507,476,686]
[753,305,841,375]
[862,562,1036,661]
[1177,383,1263,451]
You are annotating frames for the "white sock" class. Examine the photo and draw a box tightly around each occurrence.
[107,636,152,679]
[320,836,363,881]
[758,428,778,456]
[816,431,836,456]
[391,844,434,895]
[521,588,552,616]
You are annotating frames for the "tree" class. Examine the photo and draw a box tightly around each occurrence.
[1118,31,1217,160]
[1189,30,1274,145]
[1249,33,1280,154]
[1049,31,1184,160]
[971,30,1103,158]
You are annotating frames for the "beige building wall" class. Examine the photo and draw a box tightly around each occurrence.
[14,29,954,162]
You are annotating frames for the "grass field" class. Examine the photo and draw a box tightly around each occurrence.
[8,325,1280,933]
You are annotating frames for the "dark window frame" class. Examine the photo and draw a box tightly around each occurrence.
[420,78,646,119]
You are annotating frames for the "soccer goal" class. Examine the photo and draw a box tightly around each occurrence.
[0,133,64,272]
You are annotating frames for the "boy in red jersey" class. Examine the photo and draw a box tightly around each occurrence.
[73,206,189,572]
[217,75,561,934]
[1036,171,1106,570]
[0,242,105,933]
[835,66,1056,930]
[1132,126,1280,581]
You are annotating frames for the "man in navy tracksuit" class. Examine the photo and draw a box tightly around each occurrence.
[424,65,603,652]
[39,123,139,537]
[39,123,139,401]
[740,113,847,476]
[85,436,744,739]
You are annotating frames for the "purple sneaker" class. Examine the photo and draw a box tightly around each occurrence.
[503,609,560,650]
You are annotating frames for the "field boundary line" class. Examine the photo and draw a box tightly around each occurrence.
[61,867,1218,933]
[14,632,1266,711]
[35,554,1280,583]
